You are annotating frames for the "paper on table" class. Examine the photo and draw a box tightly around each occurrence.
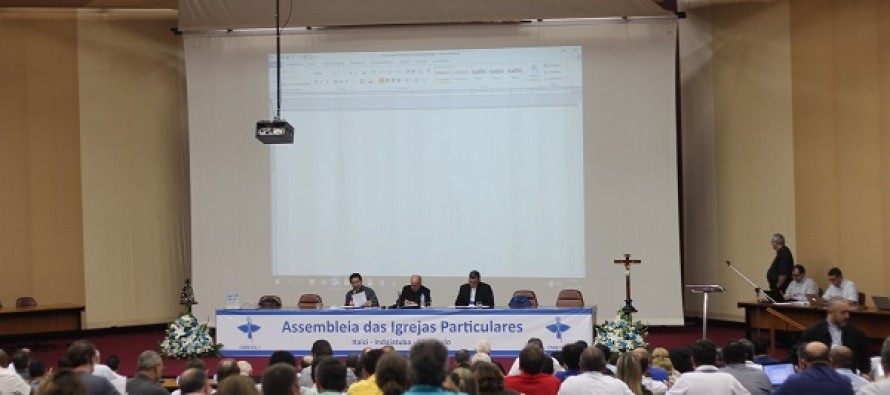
[351,291,367,307]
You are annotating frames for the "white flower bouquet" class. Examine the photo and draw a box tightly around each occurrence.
[159,313,222,359]
[594,310,648,353]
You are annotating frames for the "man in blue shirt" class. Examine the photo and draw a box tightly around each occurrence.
[772,341,852,395]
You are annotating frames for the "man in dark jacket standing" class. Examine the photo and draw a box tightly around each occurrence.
[766,233,794,292]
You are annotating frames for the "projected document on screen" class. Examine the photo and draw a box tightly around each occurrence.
[270,46,585,278]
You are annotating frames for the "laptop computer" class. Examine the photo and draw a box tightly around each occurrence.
[806,293,827,306]
[872,295,890,310]
[763,290,786,303]
[763,363,796,386]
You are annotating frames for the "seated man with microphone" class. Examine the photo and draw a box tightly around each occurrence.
[396,274,432,308]
[454,270,495,307]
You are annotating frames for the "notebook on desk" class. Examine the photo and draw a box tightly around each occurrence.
[763,363,795,386]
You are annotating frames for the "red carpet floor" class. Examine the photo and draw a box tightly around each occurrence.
[3,320,754,378]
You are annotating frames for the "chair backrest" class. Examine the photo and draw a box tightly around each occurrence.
[555,289,584,307]
[16,296,37,308]
[298,294,323,309]
[858,292,866,307]
[511,290,538,307]
[258,295,283,309]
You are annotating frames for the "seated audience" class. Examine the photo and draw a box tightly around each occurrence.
[555,343,584,382]
[822,267,859,304]
[315,357,348,395]
[632,348,668,383]
[650,348,679,382]
[345,355,361,383]
[0,349,30,395]
[301,340,357,388]
[11,348,32,380]
[615,353,656,395]
[217,375,261,395]
[172,359,210,395]
[829,346,869,393]
[263,363,299,395]
[93,351,126,395]
[179,368,212,395]
[558,347,633,395]
[665,339,748,395]
[772,341,852,395]
[507,338,564,376]
[455,350,472,370]
[473,362,518,395]
[857,336,890,395]
[667,348,692,374]
[216,358,241,384]
[375,352,410,395]
[749,339,778,366]
[504,344,561,395]
[594,344,617,375]
[347,349,384,395]
[470,354,491,365]
[475,340,492,357]
[237,361,254,377]
[443,368,478,395]
[718,340,771,395]
[69,341,120,395]
[404,340,452,395]
[784,264,819,301]
[40,368,88,395]
[125,350,166,395]
[30,360,47,393]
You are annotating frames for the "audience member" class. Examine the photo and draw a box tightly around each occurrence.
[667,348,692,374]
[857,336,890,395]
[105,356,121,373]
[345,355,361,383]
[172,359,210,395]
[772,341,852,395]
[375,352,410,395]
[348,349,384,395]
[238,361,253,377]
[823,267,859,304]
[179,368,211,395]
[504,344,561,395]
[615,353,653,395]
[125,350,166,395]
[594,344,616,375]
[0,349,31,395]
[301,340,357,388]
[649,348,678,382]
[11,348,32,380]
[794,299,870,374]
[632,348,668,383]
[555,343,584,382]
[217,375,261,395]
[443,368,477,395]
[507,338,564,376]
[550,352,565,370]
[470,354,491,365]
[784,264,819,301]
[559,347,632,395]
[736,340,761,370]
[30,360,47,393]
[271,351,297,367]
[404,340,452,395]
[474,362,517,395]
[455,350,472,369]
[315,357,348,395]
[39,368,88,395]
[93,350,126,395]
[381,346,397,354]
[750,339,778,366]
[263,363,299,395]
[216,358,241,384]
[475,340,492,357]
[68,341,120,395]
[830,346,869,393]
[718,340,771,395]
[665,339,748,395]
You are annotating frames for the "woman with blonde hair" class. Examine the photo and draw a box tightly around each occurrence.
[650,347,679,382]
[615,353,652,395]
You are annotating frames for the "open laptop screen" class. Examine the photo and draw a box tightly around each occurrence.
[763,363,795,386]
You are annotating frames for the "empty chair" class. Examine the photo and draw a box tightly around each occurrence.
[16,296,37,308]
[298,294,323,309]
[258,295,282,309]
[555,289,584,307]
[511,290,538,307]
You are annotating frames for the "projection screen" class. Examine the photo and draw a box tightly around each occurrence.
[185,20,683,326]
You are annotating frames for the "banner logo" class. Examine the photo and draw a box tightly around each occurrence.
[546,317,570,342]
[238,317,262,340]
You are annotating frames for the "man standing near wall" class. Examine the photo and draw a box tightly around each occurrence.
[766,233,794,292]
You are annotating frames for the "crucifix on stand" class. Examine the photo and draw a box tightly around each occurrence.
[614,254,641,314]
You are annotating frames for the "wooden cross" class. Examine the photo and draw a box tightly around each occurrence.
[614,254,641,314]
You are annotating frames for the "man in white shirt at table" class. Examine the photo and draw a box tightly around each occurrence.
[558,347,633,395]
[667,339,750,395]
[823,267,859,304]
[784,264,819,301]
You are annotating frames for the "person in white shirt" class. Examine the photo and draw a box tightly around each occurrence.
[666,339,750,395]
[823,267,859,304]
[0,350,31,395]
[559,347,633,395]
[784,264,819,301]
[507,338,564,376]
[857,337,890,395]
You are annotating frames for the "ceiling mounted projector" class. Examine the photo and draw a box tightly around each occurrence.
[255,119,294,144]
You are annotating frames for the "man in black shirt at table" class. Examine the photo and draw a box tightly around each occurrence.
[766,233,794,292]
[396,275,431,307]
[454,270,495,307]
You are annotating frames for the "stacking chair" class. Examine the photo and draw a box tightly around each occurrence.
[298,294,323,309]
[555,289,584,307]
[511,290,538,307]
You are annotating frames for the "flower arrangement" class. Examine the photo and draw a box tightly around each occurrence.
[159,313,222,359]
[594,310,648,352]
